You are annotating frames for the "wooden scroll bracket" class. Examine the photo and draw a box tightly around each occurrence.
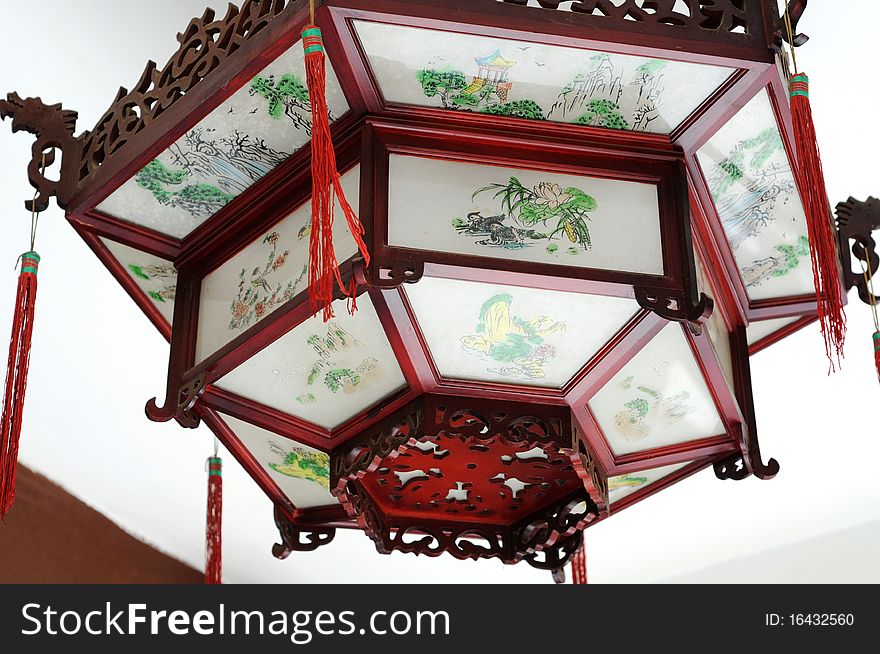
[522,530,585,584]
[272,505,336,559]
[145,371,206,429]
[354,255,424,291]
[836,196,880,306]
[635,287,714,335]
[0,92,83,212]
[713,424,779,481]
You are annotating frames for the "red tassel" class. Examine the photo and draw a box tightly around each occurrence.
[303,25,370,321]
[0,252,40,520]
[571,543,587,585]
[789,74,846,369]
[205,456,222,584]
[873,332,880,383]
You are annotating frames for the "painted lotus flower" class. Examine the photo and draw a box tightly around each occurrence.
[472,177,598,251]
[533,182,572,209]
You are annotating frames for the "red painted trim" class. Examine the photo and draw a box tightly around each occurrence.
[749,313,818,356]
[68,210,181,261]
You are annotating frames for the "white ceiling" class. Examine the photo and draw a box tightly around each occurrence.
[0,0,878,584]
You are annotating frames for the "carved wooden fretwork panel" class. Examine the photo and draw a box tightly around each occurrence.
[78,0,297,183]
[496,0,753,33]
[360,429,581,522]
[333,395,603,564]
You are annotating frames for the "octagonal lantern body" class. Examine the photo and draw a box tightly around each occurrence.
[3,0,822,571]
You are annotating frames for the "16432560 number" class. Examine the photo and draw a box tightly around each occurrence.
[789,614,854,626]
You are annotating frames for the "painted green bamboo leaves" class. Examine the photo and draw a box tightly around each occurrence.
[472,178,598,251]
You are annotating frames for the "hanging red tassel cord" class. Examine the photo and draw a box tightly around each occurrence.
[873,332,880,382]
[788,74,846,368]
[0,252,40,520]
[571,544,587,585]
[303,24,370,321]
[205,455,222,584]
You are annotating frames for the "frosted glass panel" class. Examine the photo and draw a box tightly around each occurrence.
[100,237,176,325]
[747,316,801,346]
[405,276,638,388]
[98,39,349,238]
[388,155,663,275]
[697,91,814,301]
[221,413,337,508]
[215,296,406,431]
[589,322,724,455]
[355,21,732,134]
[608,461,691,504]
[197,167,360,360]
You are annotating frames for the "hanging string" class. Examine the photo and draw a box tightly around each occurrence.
[309,0,315,24]
[783,3,799,74]
[29,153,46,253]
[14,153,46,272]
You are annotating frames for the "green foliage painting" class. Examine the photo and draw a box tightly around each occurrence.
[573,99,630,130]
[268,443,330,490]
[741,236,811,288]
[250,73,316,134]
[469,178,598,251]
[459,293,565,380]
[303,323,385,396]
[126,261,177,305]
[135,160,236,215]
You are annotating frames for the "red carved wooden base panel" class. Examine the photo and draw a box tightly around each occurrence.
[332,395,604,573]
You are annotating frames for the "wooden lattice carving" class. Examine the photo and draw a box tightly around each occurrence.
[333,395,603,566]
[497,0,753,34]
[77,0,297,183]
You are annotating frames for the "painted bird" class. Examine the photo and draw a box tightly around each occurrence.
[251,268,273,294]
[298,222,312,240]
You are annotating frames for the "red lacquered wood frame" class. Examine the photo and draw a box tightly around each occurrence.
[360,117,700,306]
[749,314,818,356]
[327,0,774,152]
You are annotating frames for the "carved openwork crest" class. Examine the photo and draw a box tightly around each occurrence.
[333,395,604,567]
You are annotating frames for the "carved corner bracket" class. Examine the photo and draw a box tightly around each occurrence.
[272,505,336,559]
[836,196,880,306]
[0,92,84,212]
[522,530,585,584]
[713,424,779,481]
[635,287,714,332]
[359,256,425,291]
[145,371,206,429]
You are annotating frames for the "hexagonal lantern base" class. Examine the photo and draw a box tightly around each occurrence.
[330,395,602,572]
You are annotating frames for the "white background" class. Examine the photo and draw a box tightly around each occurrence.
[0,1,878,583]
